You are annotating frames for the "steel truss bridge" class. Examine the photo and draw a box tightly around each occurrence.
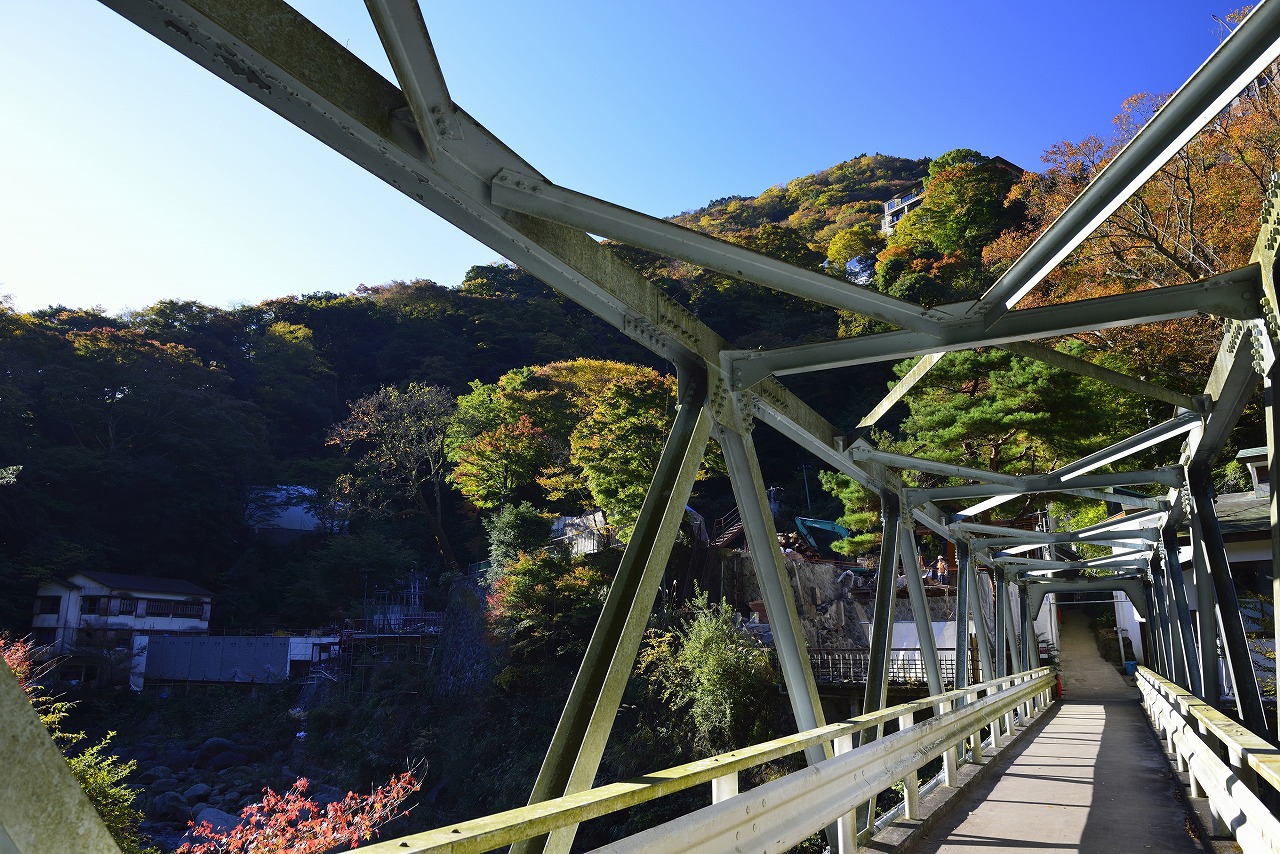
[7,1,1280,852]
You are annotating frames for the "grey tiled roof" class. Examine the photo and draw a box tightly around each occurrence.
[75,570,213,598]
[1213,491,1270,535]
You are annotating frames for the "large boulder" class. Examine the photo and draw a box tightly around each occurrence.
[116,743,159,764]
[166,749,197,772]
[135,765,173,784]
[151,790,190,822]
[183,783,213,801]
[193,807,242,834]
[179,807,244,849]
[193,737,237,768]
[207,751,249,772]
[146,777,180,797]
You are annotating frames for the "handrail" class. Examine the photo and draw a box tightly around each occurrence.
[1136,667,1280,853]
[359,667,1053,853]
[1138,666,1280,791]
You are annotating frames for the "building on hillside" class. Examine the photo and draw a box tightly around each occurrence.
[130,634,341,691]
[551,510,612,556]
[30,571,213,685]
[881,184,923,235]
[245,485,330,544]
[1210,446,1272,594]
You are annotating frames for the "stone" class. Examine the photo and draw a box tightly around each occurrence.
[193,737,237,767]
[183,783,212,801]
[146,777,180,797]
[207,751,248,771]
[166,749,196,772]
[135,765,173,783]
[116,744,159,764]
[151,790,190,822]
[193,807,242,834]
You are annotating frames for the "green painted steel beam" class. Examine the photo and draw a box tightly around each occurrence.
[514,371,713,854]
[727,267,1262,388]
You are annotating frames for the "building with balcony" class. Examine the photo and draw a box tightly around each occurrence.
[881,184,924,235]
[30,571,213,684]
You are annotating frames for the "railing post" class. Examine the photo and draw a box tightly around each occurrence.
[897,712,920,819]
[937,698,958,786]
[711,771,738,804]
[833,734,857,854]
[1189,720,1209,799]
[1228,744,1259,800]
[1002,679,1016,741]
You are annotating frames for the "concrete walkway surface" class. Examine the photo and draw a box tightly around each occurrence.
[905,612,1204,853]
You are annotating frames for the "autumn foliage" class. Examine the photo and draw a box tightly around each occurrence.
[177,772,420,854]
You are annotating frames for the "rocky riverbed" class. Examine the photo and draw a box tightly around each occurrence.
[119,734,349,851]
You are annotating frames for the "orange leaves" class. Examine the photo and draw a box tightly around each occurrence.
[177,771,420,854]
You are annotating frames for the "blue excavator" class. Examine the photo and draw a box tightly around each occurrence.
[793,516,852,556]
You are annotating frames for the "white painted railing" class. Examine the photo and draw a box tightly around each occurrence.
[361,667,1055,854]
[1137,666,1280,854]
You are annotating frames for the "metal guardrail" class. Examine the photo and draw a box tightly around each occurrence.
[810,647,958,686]
[1137,667,1280,853]
[359,667,1054,853]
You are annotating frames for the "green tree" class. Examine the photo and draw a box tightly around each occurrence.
[449,360,678,520]
[250,320,336,453]
[637,593,780,754]
[566,371,676,542]
[448,415,556,510]
[483,502,552,582]
[815,472,881,557]
[486,548,610,663]
[328,383,459,571]
[888,349,1100,476]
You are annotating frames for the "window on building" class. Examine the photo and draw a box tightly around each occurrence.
[36,596,61,615]
[144,599,173,617]
[31,628,56,646]
[80,596,102,616]
[172,602,205,619]
[117,598,137,616]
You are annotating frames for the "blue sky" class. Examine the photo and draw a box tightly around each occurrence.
[0,2,1242,315]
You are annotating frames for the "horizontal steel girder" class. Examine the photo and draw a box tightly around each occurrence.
[727,266,1262,388]
[1025,578,1151,621]
[909,467,1185,506]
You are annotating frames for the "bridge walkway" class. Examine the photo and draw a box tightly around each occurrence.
[904,612,1205,853]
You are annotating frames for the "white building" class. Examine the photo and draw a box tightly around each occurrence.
[31,571,213,684]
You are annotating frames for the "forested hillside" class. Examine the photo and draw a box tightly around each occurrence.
[0,153,932,633]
